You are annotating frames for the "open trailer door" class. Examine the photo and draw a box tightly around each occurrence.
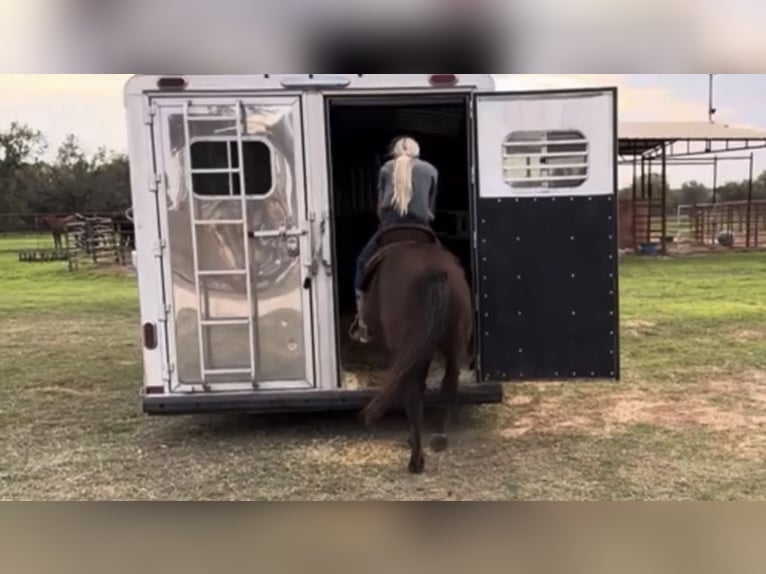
[473,88,619,382]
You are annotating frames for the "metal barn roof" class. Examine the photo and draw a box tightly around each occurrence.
[620,121,766,141]
[618,121,766,157]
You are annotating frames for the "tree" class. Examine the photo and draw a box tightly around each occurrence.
[0,122,47,170]
[28,136,131,214]
[0,123,48,215]
[676,181,711,207]
[716,181,748,203]
[618,172,668,201]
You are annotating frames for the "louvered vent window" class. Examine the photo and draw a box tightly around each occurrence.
[502,130,588,189]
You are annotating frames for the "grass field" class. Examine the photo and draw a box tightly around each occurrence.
[1,234,766,500]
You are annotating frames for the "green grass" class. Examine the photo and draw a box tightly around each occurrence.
[1,238,766,500]
[619,253,766,377]
[0,233,55,253]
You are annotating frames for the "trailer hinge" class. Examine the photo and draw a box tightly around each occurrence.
[320,211,332,276]
[148,172,162,194]
[153,239,167,258]
[144,104,158,126]
[157,303,172,323]
[162,362,175,384]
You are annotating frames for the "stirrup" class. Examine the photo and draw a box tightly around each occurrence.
[349,316,371,344]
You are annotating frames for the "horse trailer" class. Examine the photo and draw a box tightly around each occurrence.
[124,74,620,415]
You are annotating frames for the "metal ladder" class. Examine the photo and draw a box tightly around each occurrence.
[183,100,258,388]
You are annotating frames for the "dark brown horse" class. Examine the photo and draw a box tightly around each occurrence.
[35,213,81,249]
[360,225,473,474]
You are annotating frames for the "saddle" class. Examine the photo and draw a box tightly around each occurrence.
[360,224,440,291]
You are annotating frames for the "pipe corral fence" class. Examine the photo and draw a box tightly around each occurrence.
[675,200,766,249]
[5,211,136,270]
[64,215,129,270]
[618,121,766,254]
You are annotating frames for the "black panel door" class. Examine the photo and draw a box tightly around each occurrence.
[472,89,620,381]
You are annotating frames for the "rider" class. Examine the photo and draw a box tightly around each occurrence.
[349,135,439,343]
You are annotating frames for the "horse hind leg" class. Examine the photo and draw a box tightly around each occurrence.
[405,364,429,451]
[431,355,459,453]
[403,371,427,474]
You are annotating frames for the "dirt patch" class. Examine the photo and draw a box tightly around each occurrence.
[90,263,136,277]
[303,440,403,468]
[507,395,534,407]
[624,319,656,329]
[705,371,766,404]
[623,319,657,336]
[498,370,766,441]
[499,424,534,439]
[37,386,120,398]
[729,434,766,461]
[609,394,750,432]
[731,329,766,342]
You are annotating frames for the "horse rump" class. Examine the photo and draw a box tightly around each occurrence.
[362,268,449,425]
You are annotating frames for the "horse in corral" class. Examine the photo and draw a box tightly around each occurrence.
[35,213,82,250]
[112,208,136,250]
[360,224,474,474]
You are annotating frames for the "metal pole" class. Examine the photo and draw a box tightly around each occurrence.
[647,157,653,246]
[708,74,716,123]
[640,155,646,251]
[712,155,718,204]
[661,145,667,254]
[746,152,754,248]
[632,155,638,251]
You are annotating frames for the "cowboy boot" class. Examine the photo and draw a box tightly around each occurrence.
[349,289,371,344]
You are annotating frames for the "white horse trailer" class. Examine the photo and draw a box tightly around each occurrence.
[124,74,620,415]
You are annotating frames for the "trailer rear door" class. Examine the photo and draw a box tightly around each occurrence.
[472,88,619,381]
[151,96,316,392]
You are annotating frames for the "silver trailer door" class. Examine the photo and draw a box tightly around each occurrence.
[152,96,315,392]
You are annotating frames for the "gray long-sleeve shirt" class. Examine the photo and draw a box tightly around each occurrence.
[376,157,439,222]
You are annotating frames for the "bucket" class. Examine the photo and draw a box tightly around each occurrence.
[639,242,658,255]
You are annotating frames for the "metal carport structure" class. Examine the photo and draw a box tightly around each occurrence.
[617,121,766,253]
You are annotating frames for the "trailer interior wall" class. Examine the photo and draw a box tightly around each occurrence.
[325,94,472,377]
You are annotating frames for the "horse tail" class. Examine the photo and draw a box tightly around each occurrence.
[363,269,450,425]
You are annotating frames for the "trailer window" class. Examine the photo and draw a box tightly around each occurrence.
[502,130,588,190]
[190,140,273,197]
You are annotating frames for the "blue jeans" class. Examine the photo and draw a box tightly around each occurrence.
[354,212,428,293]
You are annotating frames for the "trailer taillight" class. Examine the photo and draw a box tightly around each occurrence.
[157,76,187,90]
[430,74,458,86]
[143,322,158,350]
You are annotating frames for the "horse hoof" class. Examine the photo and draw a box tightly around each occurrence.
[408,455,425,474]
[430,434,448,452]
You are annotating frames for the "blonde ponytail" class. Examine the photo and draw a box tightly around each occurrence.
[390,137,420,216]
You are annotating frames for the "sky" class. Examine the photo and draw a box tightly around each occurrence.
[1,74,765,188]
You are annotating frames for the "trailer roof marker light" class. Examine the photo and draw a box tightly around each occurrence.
[429,74,458,86]
[157,76,187,90]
